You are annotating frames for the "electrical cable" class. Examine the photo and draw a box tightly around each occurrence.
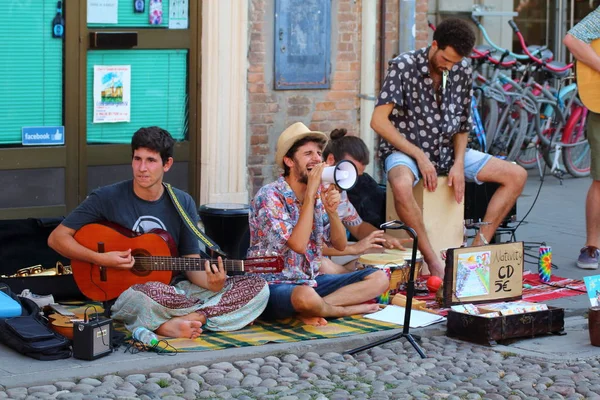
[511,163,547,234]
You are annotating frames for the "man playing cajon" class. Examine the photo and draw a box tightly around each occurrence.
[371,18,527,277]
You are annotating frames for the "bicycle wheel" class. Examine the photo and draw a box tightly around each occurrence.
[516,118,539,169]
[490,105,528,161]
[563,106,591,177]
[482,97,499,151]
[506,107,528,161]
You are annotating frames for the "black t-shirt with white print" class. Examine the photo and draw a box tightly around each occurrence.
[376,47,473,174]
[62,180,200,257]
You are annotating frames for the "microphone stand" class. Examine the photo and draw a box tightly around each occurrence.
[345,220,427,358]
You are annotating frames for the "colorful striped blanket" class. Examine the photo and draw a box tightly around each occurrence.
[64,303,399,353]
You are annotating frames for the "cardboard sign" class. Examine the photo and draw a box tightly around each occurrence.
[443,242,524,307]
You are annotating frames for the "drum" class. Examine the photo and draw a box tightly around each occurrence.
[384,248,424,281]
[358,253,405,304]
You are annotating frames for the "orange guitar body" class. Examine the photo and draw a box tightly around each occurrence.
[576,39,600,113]
[72,223,284,302]
[72,223,176,302]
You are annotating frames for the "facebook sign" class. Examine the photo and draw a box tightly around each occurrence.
[22,126,65,146]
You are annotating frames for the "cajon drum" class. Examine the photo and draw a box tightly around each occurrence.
[385,177,464,274]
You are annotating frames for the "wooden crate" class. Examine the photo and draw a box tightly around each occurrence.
[385,177,464,273]
[446,306,565,346]
[443,243,565,346]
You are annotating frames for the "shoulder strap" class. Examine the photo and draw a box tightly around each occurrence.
[163,183,227,258]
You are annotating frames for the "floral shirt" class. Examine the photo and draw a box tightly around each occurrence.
[247,177,329,286]
[376,47,473,174]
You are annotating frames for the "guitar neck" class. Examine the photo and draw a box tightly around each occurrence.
[137,257,246,272]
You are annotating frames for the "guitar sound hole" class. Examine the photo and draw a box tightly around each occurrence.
[132,249,152,276]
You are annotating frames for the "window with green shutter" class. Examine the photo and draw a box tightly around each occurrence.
[1,1,63,146]
[86,49,188,143]
[88,0,172,28]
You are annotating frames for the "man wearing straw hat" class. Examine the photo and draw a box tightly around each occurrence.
[247,122,389,326]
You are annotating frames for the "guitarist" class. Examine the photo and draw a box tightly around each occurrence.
[564,7,600,270]
[48,127,269,339]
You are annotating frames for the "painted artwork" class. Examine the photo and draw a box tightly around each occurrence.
[455,251,491,299]
[584,275,600,307]
[93,65,131,123]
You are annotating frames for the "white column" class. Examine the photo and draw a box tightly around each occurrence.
[360,0,377,176]
[200,0,249,205]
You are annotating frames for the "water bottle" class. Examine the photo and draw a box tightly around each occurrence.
[132,327,159,346]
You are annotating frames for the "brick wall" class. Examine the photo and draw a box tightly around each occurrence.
[247,0,429,196]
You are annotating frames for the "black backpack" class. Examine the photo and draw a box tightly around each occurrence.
[0,283,71,360]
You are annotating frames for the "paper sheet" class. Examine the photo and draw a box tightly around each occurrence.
[87,0,118,24]
[364,305,446,328]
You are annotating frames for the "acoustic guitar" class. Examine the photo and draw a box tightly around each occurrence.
[575,39,600,113]
[72,222,283,301]
[47,313,85,340]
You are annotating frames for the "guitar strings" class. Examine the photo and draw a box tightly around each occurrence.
[133,256,279,272]
[134,257,246,270]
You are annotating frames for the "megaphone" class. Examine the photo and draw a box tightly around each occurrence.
[322,160,358,191]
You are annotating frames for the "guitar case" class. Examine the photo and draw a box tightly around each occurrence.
[0,218,84,301]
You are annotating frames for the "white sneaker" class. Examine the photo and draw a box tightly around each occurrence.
[19,289,54,308]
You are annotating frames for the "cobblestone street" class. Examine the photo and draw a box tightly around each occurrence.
[2,334,599,400]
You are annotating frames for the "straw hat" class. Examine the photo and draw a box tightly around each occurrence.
[275,122,328,169]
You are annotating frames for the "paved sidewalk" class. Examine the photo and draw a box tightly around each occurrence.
[0,171,596,392]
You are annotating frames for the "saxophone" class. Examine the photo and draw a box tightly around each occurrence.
[1,262,72,278]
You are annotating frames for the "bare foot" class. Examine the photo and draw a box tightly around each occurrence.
[297,316,328,326]
[337,302,382,316]
[363,303,381,314]
[156,313,206,339]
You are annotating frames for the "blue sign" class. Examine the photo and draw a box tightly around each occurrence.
[22,126,65,146]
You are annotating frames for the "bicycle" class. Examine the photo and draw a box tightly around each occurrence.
[510,20,591,178]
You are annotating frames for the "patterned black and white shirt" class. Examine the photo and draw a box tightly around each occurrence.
[376,47,473,174]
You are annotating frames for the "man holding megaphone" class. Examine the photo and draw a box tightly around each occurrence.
[247,122,389,326]
[320,128,412,274]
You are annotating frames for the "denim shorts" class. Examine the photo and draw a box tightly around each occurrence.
[384,148,492,185]
[262,268,378,320]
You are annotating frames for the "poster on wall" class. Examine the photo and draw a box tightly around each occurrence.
[168,0,189,29]
[93,65,131,123]
[87,0,119,24]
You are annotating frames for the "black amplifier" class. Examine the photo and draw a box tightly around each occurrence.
[72,317,113,360]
